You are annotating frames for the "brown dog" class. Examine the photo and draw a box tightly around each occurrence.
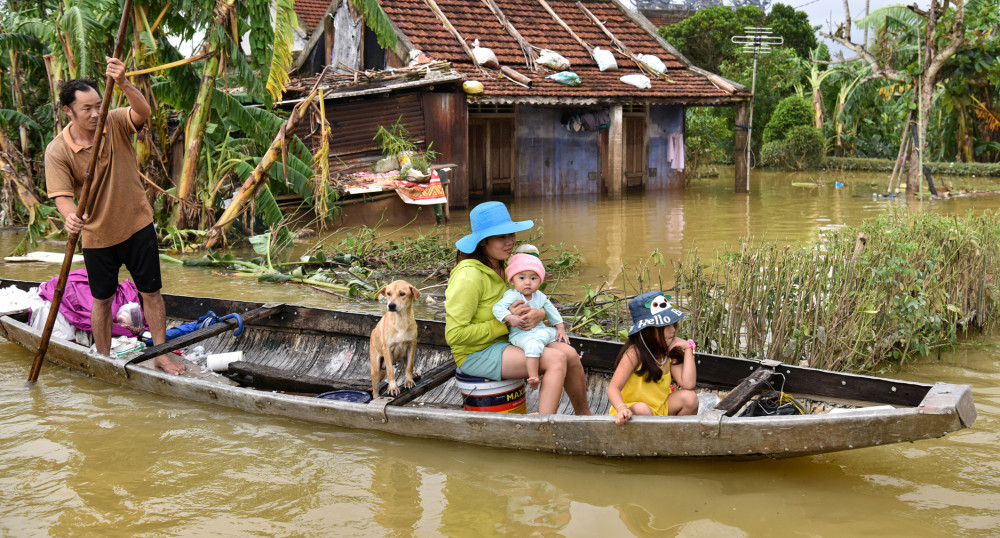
[370,280,422,397]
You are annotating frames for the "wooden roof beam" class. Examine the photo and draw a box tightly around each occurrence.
[423,0,487,73]
[482,0,538,71]
[537,0,593,55]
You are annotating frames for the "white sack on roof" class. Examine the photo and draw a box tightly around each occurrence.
[471,39,500,69]
[537,49,570,72]
[639,54,667,74]
[592,47,617,71]
[620,74,651,89]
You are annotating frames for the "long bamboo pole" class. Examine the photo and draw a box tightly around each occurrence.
[27,0,134,385]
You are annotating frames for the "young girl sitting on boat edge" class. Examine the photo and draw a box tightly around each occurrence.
[607,291,698,425]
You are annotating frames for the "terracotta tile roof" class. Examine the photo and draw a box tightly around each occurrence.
[379,0,745,104]
[294,0,329,33]
[643,12,694,28]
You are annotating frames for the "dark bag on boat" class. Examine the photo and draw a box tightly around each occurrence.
[740,390,805,417]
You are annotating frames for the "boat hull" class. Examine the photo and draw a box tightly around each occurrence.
[0,279,976,459]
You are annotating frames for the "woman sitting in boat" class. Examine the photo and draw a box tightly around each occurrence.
[444,201,592,415]
[607,291,699,425]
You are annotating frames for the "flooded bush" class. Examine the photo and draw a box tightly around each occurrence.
[763,96,814,144]
[671,209,1000,372]
[762,126,825,170]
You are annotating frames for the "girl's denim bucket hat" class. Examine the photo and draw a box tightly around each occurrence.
[456,202,534,253]
[628,291,687,336]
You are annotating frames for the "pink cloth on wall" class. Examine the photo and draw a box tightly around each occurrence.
[38,268,145,336]
[667,134,685,170]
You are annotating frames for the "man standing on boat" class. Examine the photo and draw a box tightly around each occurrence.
[44,57,185,375]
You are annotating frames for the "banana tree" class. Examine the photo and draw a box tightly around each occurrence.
[799,47,841,130]
[169,0,302,229]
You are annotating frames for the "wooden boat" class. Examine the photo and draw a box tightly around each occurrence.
[0,278,976,459]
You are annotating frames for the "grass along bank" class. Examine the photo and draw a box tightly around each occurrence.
[823,157,1000,178]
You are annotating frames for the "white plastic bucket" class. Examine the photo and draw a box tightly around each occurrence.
[455,378,526,413]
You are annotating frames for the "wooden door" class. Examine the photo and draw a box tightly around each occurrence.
[468,120,486,197]
[487,118,515,196]
[468,117,516,198]
[624,116,646,188]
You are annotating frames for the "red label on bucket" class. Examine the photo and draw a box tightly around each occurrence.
[462,384,526,413]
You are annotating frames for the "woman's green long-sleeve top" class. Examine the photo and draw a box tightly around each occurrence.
[444,258,510,366]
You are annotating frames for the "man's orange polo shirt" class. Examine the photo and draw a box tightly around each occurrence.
[44,107,154,249]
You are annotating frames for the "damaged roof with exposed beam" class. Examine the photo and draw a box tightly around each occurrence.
[376,0,747,105]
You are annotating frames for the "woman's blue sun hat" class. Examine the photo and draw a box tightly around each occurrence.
[627,291,687,336]
[456,201,534,253]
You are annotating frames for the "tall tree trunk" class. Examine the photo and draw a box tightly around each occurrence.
[834,121,844,157]
[8,51,32,166]
[43,54,63,135]
[812,87,824,129]
[957,109,974,162]
[0,132,41,211]
[906,116,921,193]
[169,44,220,229]
[130,4,154,168]
[907,0,965,194]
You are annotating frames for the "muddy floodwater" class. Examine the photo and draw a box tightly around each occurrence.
[2,168,1000,536]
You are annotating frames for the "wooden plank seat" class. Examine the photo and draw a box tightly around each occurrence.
[125,302,285,368]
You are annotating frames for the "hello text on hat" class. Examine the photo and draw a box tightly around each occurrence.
[627,291,687,336]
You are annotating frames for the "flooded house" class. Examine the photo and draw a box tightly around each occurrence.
[289,0,750,209]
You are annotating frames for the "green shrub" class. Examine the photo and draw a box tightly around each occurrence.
[685,108,730,177]
[762,95,813,143]
[671,209,1000,372]
[760,126,824,170]
[784,126,825,170]
[760,140,787,167]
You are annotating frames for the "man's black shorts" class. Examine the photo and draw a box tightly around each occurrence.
[83,223,161,300]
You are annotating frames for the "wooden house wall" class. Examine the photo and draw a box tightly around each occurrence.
[646,105,685,189]
[294,92,426,177]
[422,93,469,208]
[516,106,601,196]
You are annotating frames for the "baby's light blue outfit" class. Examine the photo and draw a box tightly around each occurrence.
[492,289,564,357]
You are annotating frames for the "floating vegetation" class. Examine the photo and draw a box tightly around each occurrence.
[167,225,582,299]
[565,209,1000,373]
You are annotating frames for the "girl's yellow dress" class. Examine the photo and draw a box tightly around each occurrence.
[609,365,673,417]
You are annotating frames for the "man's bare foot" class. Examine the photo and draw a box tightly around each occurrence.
[154,355,186,375]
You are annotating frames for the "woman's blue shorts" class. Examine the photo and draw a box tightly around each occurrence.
[457,341,510,380]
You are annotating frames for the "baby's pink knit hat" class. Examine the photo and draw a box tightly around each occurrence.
[505,253,546,283]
